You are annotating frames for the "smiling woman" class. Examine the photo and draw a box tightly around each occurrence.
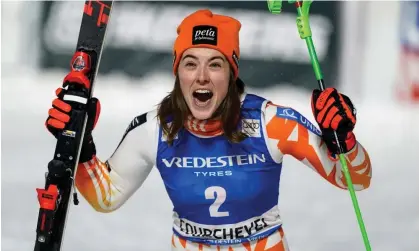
[158,47,246,143]
[157,11,245,144]
[44,8,372,251]
[180,49,229,115]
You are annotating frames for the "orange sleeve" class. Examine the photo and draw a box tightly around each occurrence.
[264,103,372,190]
[74,156,117,212]
[74,111,158,213]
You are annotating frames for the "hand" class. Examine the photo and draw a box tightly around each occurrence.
[311,87,357,154]
[46,84,101,162]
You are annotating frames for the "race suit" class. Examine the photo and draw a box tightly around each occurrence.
[75,93,372,250]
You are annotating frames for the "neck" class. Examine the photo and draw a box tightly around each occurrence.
[185,115,224,137]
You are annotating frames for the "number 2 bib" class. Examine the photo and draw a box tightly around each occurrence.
[155,94,284,245]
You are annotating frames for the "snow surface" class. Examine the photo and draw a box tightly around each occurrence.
[2,70,419,251]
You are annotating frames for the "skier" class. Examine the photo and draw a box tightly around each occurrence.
[45,9,372,251]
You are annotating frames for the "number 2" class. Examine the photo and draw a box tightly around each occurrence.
[205,186,229,217]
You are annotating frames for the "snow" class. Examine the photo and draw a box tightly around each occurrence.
[2,70,419,251]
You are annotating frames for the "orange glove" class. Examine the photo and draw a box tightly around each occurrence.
[46,84,101,162]
[311,87,357,154]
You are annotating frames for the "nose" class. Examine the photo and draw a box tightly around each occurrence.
[196,66,210,85]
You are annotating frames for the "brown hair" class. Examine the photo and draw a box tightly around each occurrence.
[157,72,247,145]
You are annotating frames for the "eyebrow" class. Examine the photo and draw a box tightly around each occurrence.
[181,54,226,62]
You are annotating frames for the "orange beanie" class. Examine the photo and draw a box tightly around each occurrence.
[173,9,241,79]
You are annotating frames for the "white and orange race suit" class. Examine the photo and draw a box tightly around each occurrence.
[74,93,372,250]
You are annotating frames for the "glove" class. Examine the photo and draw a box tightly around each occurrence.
[46,86,101,163]
[311,87,357,155]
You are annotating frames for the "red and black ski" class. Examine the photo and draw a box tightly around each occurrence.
[34,1,113,250]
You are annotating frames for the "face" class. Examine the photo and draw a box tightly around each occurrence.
[178,47,231,120]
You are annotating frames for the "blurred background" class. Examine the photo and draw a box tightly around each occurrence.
[1,1,418,251]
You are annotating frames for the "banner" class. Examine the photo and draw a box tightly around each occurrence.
[39,1,340,89]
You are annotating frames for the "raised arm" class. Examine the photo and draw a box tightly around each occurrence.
[75,111,159,212]
[263,92,372,190]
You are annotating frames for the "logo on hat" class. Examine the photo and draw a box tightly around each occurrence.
[232,51,239,68]
[172,51,177,66]
[192,25,217,46]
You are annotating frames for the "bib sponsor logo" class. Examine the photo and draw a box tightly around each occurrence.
[162,154,266,168]
[179,218,268,240]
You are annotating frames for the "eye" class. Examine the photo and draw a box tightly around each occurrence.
[210,62,222,68]
[184,61,196,67]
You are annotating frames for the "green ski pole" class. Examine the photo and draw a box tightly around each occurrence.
[267,0,372,250]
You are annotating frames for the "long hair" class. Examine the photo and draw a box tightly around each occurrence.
[157,72,247,145]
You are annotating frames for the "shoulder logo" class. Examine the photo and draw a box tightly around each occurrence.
[111,113,148,157]
[276,107,322,136]
[242,119,261,138]
[125,113,147,135]
[276,107,298,120]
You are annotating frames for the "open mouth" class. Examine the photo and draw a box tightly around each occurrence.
[193,89,213,105]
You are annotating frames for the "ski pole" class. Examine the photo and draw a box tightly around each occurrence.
[267,0,372,250]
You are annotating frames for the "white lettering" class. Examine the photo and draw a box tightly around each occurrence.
[226,156,234,166]
[194,171,233,177]
[207,157,217,168]
[299,115,322,135]
[174,158,181,168]
[217,156,227,167]
[162,158,176,168]
[237,155,248,165]
[195,28,215,39]
[162,154,266,168]
[253,153,266,163]
[193,157,205,168]
[183,157,193,168]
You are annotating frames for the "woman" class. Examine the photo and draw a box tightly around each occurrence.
[46,9,372,251]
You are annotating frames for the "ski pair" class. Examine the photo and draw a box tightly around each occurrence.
[34,1,113,250]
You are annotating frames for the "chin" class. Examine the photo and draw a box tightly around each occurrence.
[190,109,215,120]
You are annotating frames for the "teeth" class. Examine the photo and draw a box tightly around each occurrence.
[195,89,212,94]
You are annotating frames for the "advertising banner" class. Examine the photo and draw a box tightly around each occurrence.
[39,1,340,89]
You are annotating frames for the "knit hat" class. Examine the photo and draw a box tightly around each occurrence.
[172,9,241,80]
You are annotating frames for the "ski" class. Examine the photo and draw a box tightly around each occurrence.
[34,1,113,251]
